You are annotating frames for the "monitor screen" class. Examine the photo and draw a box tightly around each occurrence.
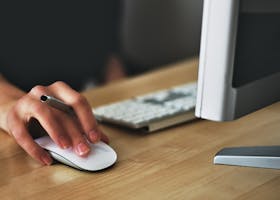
[195,0,280,121]
[233,2,280,87]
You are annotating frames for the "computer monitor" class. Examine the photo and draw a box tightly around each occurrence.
[195,0,280,169]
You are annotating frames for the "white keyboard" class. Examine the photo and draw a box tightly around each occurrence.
[93,82,197,132]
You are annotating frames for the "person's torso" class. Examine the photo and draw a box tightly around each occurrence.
[0,1,119,91]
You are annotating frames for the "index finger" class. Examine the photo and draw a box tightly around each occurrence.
[49,81,104,143]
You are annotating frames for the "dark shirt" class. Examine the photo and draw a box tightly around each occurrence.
[0,1,120,91]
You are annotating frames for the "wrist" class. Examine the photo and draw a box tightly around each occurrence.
[0,100,17,133]
[0,78,26,133]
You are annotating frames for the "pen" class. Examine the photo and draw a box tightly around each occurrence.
[40,95,75,116]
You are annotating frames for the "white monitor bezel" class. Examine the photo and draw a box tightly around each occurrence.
[195,0,280,121]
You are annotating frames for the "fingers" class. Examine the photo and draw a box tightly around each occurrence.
[7,109,53,165]
[29,82,108,152]
[28,84,92,153]
[49,81,108,143]
[6,82,109,166]
[60,116,91,156]
[17,95,72,150]
[27,94,91,156]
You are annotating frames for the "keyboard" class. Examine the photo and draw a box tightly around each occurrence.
[93,82,197,132]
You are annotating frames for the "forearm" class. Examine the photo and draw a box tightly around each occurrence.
[0,75,26,132]
[0,75,26,103]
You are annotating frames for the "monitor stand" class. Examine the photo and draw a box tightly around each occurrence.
[214,146,280,169]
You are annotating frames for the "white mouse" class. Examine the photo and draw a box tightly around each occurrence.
[35,136,117,171]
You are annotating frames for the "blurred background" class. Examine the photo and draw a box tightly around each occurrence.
[0,0,203,91]
[120,0,203,74]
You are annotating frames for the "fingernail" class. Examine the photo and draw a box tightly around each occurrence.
[59,136,71,149]
[76,142,90,156]
[41,154,52,165]
[89,130,101,143]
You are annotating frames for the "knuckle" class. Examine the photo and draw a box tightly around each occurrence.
[15,96,29,110]
[51,81,67,88]
[32,102,47,115]
[72,94,87,106]
[16,95,26,105]
[30,85,46,96]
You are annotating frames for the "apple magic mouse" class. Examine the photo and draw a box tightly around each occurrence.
[35,136,117,171]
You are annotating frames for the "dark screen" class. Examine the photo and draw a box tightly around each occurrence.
[233,12,280,87]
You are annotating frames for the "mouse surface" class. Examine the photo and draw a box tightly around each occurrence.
[35,136,117,171]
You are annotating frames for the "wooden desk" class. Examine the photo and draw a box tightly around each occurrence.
[1,58,280,199]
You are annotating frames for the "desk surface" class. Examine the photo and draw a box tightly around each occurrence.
[1,58,280,200]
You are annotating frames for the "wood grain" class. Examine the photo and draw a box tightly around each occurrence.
[0,58,280,199]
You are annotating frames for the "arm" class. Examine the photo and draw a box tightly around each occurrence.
[0,75,25,131]
[0,75,108,165]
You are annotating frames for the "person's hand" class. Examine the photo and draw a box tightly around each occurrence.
[6,81,109,165]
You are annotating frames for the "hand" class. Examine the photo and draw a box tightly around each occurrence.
[104,54,126,83]
[6,81,109,165]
